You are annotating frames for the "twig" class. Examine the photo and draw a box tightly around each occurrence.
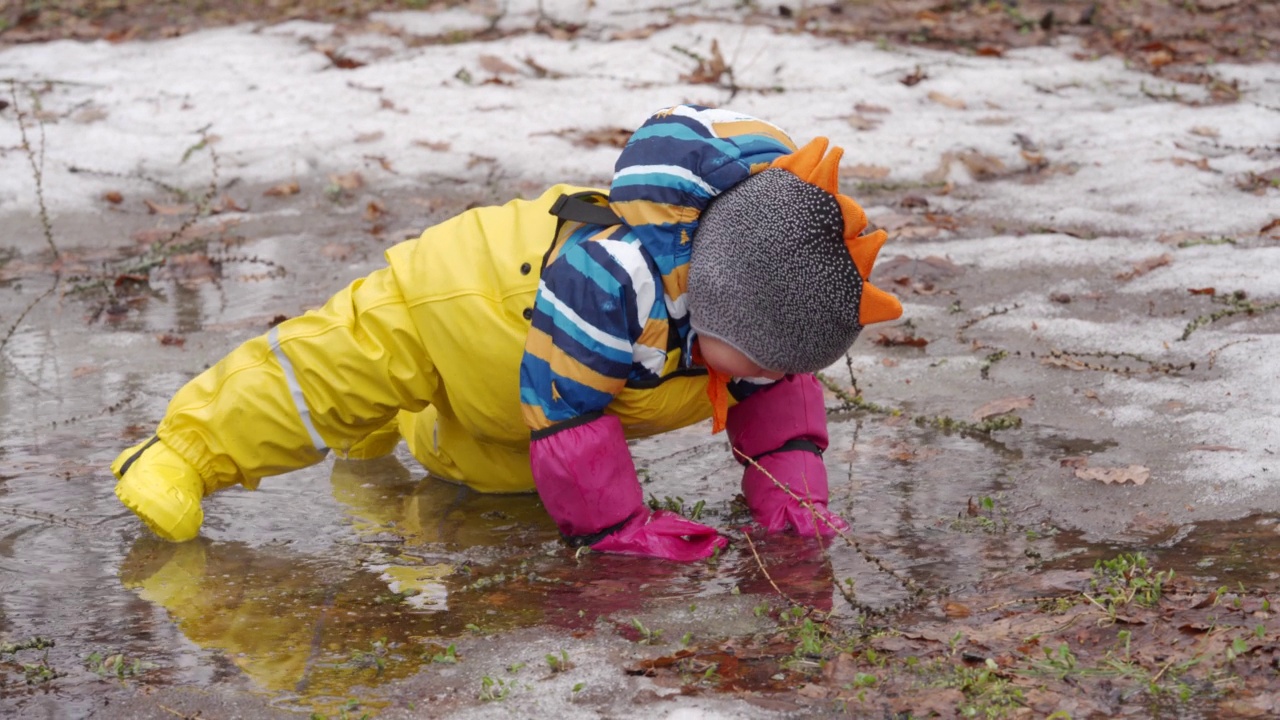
[8,80,59,258]
[733,446,940,616]
[0,277,57,354]
[741,530,817,615]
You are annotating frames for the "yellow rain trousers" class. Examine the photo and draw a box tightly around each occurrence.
[156,184,718,496]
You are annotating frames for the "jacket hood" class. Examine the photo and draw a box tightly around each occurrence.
[608,105,796,323]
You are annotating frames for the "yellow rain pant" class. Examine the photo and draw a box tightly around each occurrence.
[156,184,720,496]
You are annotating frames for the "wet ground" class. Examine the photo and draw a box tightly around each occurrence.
[2,1,1280,717]
[2,168,1278,718]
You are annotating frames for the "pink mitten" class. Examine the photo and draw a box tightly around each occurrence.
[532,413,727,561]
[591,509,727,561]
[743,451,849,537]
[727,374,849,537]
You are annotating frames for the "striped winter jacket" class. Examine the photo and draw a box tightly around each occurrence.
[519,105,797,435]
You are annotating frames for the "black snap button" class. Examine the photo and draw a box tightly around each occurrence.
[522,308,534,320]
[520,262,532,275]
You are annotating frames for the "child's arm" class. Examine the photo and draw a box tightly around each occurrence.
[520,242,726,561]
[725,373,850,537]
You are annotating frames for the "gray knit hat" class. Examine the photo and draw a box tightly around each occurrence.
[688,138,902,374]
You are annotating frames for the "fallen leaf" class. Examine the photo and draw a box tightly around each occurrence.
[364,200,386,222]
[927,91,967,109]
[156,333,185,347]
[847,164,890,179]
[971,396,1034,421]
[323,50,365,69]
[264,181,300,197]
[1075,465,1150,486]
[1189,125,1220,138]
[478,54,521,75]
[873,328,928,348]
[413,139,451,152]
[1116,254,1172,280]
[1187,287,1216,296]
[900,66,928,86]
[354,131,384,143]
[329,172,364,191]
[943,601,971,618]
[142,199,190,215]
[1059,456,1089,469]
[854,102,890,115]
[102,190,123,204]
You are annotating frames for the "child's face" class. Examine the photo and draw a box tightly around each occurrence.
[697,336,786,380]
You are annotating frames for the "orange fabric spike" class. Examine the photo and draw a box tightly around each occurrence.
[810,145,844,195]
[859,282,903,326]
[691,341,732,434]
[705,364,731,434]
[845,228,887,280]
[835,194,867,240]
[771,137,829,179]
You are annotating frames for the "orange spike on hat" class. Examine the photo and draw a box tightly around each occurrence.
[845,228,887,281]
[860,283,903,325]
[771,136,829,179]
[774,137,902,327]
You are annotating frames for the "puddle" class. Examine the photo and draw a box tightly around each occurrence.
[3,182,1277,717]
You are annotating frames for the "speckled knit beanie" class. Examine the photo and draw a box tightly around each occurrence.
[688,137,903,374]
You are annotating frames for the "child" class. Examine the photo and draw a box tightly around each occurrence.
[110,104,902,562]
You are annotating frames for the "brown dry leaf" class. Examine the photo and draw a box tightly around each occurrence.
[218,195,247,213]
[323,50,365,70]
[971,395,1034,421]
[681,39,729,85]
[854,103,890,115]
[1075,465,1150,486]
[156,333,185,347]
[847,164,890,180]
[1059,456,1089,469]
[558,127,633,149]
[820,653,861,685]
[1190,125,1220,138]
[873,328,928,348]
[264,181,300,197]
[845,113,881,131]
[1117,253,1172,280]
[102,190,123,204]
[320,242,354,261]
[943,601,972,618]
[479,54,521,75]
[957,150,1006,180]
[354,131,384,144]
[899,66,927,86]
[142,199,191,215]
[611,25,661,41]
[1260,217,1280,238]
[413,139,451,152]
[927,91,967,110]
[364,200,386,222]
[1187,287,1216,296]
[329,172,364,191]
[1171,156,1213,172]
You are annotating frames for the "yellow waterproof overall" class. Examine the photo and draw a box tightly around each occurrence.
[156,184,717,495]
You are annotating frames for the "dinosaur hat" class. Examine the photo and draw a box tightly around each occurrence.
[689,137,902,425]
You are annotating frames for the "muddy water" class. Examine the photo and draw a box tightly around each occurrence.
[1,181,1276,717]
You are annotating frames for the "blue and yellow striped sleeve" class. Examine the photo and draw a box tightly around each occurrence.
[519,238,653,432]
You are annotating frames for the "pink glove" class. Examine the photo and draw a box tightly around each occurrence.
[532,413,726,561]
[592,509,727,561]
[727,374,849,537]
[743,451,849,537]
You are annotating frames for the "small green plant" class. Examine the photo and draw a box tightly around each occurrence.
[85,651,153,679]
[23,658,63,685]
[426,644,458,664]
[1088,553,1173,620]
[631,618,664,645]
[645,494,707,520]
[1034,643,1079,680]
[546,650,572,673]
[478,675,511,702]
[793,618,825,658]
[349,638,389,673]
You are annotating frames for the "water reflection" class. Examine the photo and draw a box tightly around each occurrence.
[117,456,839,710]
